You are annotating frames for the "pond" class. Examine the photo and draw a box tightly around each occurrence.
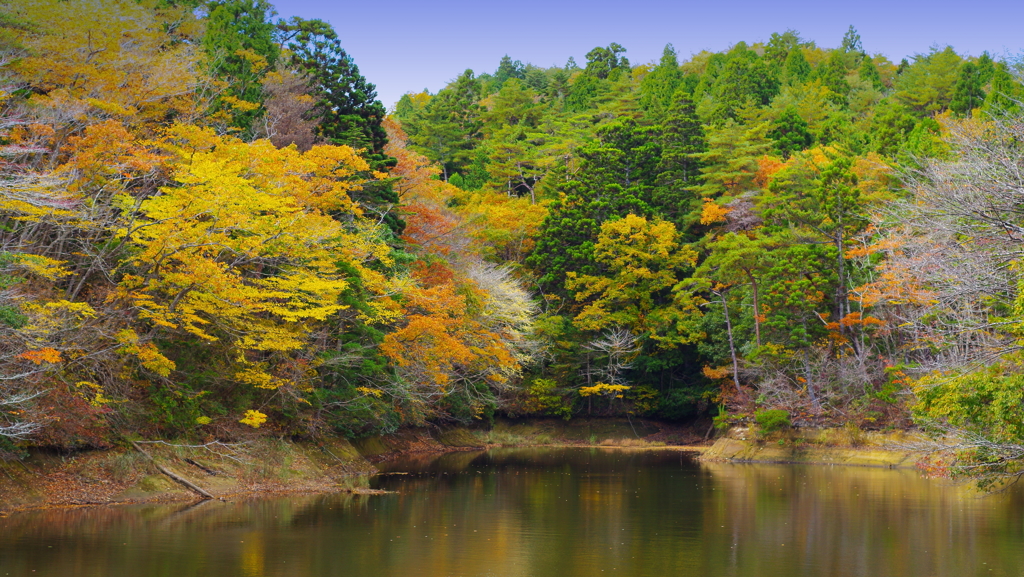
[1,447,1023,576]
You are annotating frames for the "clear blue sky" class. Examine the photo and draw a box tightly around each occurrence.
[271,0,1024,108]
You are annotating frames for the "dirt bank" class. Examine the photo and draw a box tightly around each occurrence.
[0,418,707,513]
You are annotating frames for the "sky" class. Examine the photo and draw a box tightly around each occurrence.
[271,0,1024,108]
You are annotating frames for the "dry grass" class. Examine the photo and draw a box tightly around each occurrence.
[598,438,666,448]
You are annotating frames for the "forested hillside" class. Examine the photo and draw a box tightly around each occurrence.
[2,0,1024,480]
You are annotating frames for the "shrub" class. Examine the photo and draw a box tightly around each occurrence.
[754,409,791,434]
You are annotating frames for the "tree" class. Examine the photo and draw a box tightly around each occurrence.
[982,62,1023,115]
[584,43,630,80]
[116,125,394,405]
[652,90,706,230]
[692,120,772,200]
[764,30,803,66]
[840,25,863,56]
[769,106,814,158]
[877,113,1024,486]
[782,47,812,85]
[528,119,660,294]
[638,44,684,118]
[949,62,985,117]
[276,18,402,234]
[493,54,526,89]
[202,0,279,135]
[566,214,703,346]
[405,69,484,181]
[858,55,884,90]
[814,50,851,105]
[894,46,963,115]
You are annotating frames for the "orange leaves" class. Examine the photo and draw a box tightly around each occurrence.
[702,365,732,380]
[754,155,785,189]
[17,348,62,365]
[700,198,731,225]
[60,120,163,195]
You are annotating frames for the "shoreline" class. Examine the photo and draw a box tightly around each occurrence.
[0,421,930,515]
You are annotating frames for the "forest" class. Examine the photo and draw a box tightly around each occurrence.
[2,0,1024,481]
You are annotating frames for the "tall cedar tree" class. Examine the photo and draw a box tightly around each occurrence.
[652,90,706,232]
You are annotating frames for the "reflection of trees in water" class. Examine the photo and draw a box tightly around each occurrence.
[2,452,1023,576]
[699,462,1024,576]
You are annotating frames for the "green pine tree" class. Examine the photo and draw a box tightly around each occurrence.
[278,17,402,234]
[949,61,985,116]
[203,0,279,135]
[769,106,814,158]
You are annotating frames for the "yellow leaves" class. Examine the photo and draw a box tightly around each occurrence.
[15,254,71,280]
[75,381,114,407]
[239,409,268,428]
[8,0,201,123]
[578,383,631,397]
[357,387,384,398]
[568,214,703,343]
[702,365,732,380]
[17,348,62,365]
[106,125,394,394]
[115,329,175,377]
[700,198,731,225]
[234,367,290,390]
[219,95,261,113]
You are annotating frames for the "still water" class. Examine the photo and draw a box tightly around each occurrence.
[2,447,1023,577]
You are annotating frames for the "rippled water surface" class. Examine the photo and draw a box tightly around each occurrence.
[2,447,1024,576]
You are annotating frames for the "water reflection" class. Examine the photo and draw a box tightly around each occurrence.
[1,447,1022,576]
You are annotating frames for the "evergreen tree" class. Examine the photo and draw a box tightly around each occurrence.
[782,47,812,85]
[203,0,279,134]
[405,69,484,180]
[894,46,963,115]
[868,100,917,156]
[528,119,660,295]
[840,25,863,55]
[769,106,814,158]
[949,61,985,116]
[494,54,526,89]
[278,17,402,234]
[764,30,803,66]
[983,62,1023,115]
[564,74,601,112]
[583,43,630,80]
[858,55,884,90]
[814,50,851,105]
[638,44,684,118]
[692,120,772,200]
[705,47,779,123]
[976,52,996,84]
[524,66,549,93]
[652,90,706,231]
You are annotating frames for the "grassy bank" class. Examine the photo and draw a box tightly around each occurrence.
[702,425,928,469]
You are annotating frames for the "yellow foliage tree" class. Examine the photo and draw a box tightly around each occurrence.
[114,124,393,389]
[567,214,705,346]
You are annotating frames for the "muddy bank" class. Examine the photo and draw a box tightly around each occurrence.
[702,426,927,469]
[0,418,704,513]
